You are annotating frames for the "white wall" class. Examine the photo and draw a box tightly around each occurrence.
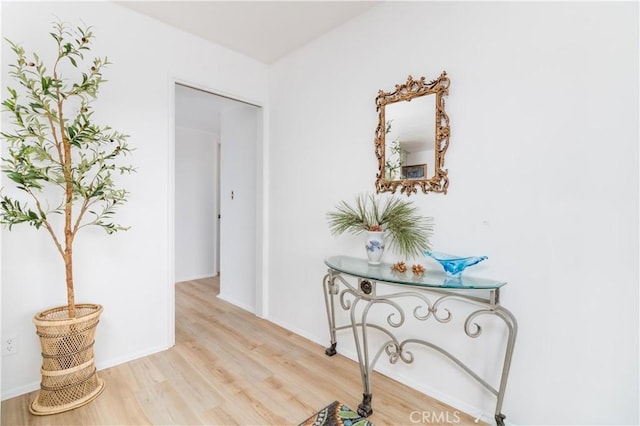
[175,125,217,282]
[267,2,638,425]
[1,1,637,423]
[0,1,267,399]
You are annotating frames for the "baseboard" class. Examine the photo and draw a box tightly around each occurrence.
[1,381,40,401]
[1,343,171,401]
[217,293,255,314]
[266,317,327,349]
[175,272,217,283]
[94,343,171,372]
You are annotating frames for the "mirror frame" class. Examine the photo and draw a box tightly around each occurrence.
[374,71,450,196]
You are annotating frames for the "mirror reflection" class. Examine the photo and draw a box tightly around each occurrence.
[384,95,435,182]
[374,72,450,195]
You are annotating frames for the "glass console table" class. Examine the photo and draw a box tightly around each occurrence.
[322,255,517,426]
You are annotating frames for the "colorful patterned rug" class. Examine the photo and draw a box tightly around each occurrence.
[299,401,374,426]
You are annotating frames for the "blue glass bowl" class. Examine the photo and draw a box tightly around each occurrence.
[424,251,488,276]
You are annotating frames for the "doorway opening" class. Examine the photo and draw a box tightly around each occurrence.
[172,82,263,344]
[174,84,221,281]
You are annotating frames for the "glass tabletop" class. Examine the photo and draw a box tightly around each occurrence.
[324,255,506,290]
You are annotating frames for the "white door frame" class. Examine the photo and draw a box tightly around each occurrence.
[167,77,266,347]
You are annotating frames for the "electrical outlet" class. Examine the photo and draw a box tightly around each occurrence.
[2,335,18,356]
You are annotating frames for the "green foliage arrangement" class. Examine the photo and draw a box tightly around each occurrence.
[384,120,403,181]
[327,193,433,258]
[0,21,134,317]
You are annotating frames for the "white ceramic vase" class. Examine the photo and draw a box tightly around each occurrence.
[365,231,385,265]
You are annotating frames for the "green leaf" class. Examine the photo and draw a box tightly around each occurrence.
[327,193,433,258]
[29,102,43,112]
[1,19,135,251]
[41,76,49,92]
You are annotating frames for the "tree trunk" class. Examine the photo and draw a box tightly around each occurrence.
[63,132,75,318]
[64,245,75,318]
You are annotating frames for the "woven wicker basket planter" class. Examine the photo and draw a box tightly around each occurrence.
[29,304,105,415]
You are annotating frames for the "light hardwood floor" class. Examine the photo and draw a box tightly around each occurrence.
[2,277,481,425]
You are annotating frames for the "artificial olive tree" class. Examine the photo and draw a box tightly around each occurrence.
[1,21,134,317]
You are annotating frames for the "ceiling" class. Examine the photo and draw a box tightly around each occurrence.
[116,1,380,64]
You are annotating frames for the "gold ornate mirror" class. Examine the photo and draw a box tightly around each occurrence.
[374,72,450,195]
